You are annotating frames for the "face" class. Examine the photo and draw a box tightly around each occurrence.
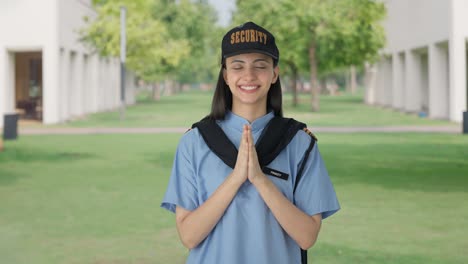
[223,53,279,111]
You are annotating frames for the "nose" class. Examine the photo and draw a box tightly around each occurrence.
[243,66,256,81]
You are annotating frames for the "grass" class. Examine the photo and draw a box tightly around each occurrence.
[3,90,466,263]
[35,89,457,128]
[1,133,467,264]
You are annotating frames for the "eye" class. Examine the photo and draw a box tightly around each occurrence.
[254,63,269,69]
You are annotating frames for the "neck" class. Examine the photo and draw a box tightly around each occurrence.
[231,103,267,123]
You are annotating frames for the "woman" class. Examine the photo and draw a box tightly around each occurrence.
[161,21,340,264]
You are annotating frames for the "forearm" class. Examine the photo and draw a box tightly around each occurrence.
[176,173,243,249]
[252,176,322,249]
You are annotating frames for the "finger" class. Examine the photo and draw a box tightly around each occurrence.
[245,126,254,162]
[240,125,249,154]
[247,126,254,147]
[244,125,249,145]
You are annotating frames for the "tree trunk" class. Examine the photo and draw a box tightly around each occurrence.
[152,83,160,101]
[309,41,320,111]
[345,69,351,93]
[289,63,299,107]
[164,78,173,96]
[350,65,357,94]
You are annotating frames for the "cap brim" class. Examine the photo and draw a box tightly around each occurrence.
[223,49,278,61]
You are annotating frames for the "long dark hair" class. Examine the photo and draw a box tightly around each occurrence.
[208,65,283,120]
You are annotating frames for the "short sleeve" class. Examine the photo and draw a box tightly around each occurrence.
[160,132,199,213]
[294,142,340,220]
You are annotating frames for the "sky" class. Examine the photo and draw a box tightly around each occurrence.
[207,0,236,27]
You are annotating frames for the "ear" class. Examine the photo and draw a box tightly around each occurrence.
[272,66,279,84]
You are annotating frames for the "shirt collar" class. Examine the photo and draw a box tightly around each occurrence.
[222,110,275,132]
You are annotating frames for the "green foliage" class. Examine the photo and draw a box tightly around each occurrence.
[314,0,387,72]
[234,0,386,75]
[81,0,221,83]
[154,0,221,83]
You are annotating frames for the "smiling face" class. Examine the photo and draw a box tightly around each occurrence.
[223,53,279,115]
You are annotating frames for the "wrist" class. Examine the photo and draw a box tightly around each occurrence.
[227,172,246,187]
[251,172,269,188]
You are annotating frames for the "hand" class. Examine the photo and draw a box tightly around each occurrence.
[246,125,268,185]
[230,125,249,185]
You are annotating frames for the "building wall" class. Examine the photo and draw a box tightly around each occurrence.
[0,0,56,125]
[0,0,135,127]
[369,0,468,122]
[383,0,450,53]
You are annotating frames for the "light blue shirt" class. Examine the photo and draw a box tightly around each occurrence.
[161,111,340,264]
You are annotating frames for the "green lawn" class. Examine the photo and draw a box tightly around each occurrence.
[1,133,467,264]
[42,90,457,128]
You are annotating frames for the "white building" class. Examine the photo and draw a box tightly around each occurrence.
[366,0,468,122]
[0,0,135,126]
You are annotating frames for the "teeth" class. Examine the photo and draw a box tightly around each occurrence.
[240,86,258,91]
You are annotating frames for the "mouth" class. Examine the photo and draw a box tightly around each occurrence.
[239,85,260,93]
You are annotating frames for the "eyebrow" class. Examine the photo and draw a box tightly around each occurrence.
[230,58,271,64]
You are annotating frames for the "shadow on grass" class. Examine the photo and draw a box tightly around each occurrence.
[0,145,96,185]
[0,146,96,164]
[324,141,468,193]
[0,168,26,185]
[144,151,175,170]
[311,242,459,264]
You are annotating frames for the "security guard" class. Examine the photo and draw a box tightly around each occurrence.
[161,21,340,264]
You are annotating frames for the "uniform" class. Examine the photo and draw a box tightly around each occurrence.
[161,111,340,264]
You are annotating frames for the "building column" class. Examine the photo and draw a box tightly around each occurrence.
[89,54,99,113]
[449,0,468,122]
[383,56,393,107]
[392,52,402,109]
[364,62,377,105]
[43,45,60,124]
[82,54,90,114]
[405,50,421,112]
[420,52,429,113]
[392,52,405,109]
[98,57,105,111]
[0,49,15,127]
[429,43,450,119]
[68,51,76,117]
[75,52,84,116]
[375,59,385,105]
[59,48,69,122]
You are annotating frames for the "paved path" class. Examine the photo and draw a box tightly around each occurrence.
[18,125,462,135]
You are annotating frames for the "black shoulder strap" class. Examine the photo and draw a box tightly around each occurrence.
[255,117,306,167]
[193,117,317,264]
[293,128,317,264]
[192,118,238,168]
[192,116,308,169]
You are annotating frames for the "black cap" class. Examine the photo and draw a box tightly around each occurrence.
[221,21,279,64]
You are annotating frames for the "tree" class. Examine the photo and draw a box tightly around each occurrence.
[81,0,221,99]
[81,0,189,84]
[234,0,309,107]
[155,0,221,85]
[296,0,386,110]
[234,0,386,111]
